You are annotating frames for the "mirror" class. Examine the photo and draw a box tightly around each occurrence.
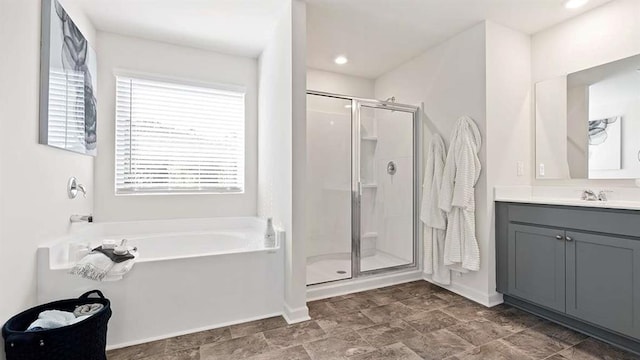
[535,54,640,179]
[39,0,97,156]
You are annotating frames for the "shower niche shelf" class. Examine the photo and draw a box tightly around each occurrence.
[362,232,378,239]
[362,136,378,142]
[362,183,378,189]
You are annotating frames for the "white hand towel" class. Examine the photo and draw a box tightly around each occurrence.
[69,249,138,281]
[69,252,114,281]
[103,250,138,282]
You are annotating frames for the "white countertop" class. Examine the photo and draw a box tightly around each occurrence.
[494,186,640,211]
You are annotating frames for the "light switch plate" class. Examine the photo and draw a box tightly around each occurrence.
[517,161,524,177]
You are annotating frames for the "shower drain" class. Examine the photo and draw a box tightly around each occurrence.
[336,270,347,274]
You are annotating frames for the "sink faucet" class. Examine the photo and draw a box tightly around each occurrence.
[70,214,93,223]
[598,191,610,202]
[581,189,598,201]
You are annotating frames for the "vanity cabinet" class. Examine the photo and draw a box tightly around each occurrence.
[496,202,640,353]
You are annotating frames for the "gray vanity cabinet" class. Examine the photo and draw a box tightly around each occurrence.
[496,202,640,354]
[565,231,640,339]
[507,224,565,312]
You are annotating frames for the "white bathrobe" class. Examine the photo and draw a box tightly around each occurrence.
[439,116,482,272]
[421,134,450,285]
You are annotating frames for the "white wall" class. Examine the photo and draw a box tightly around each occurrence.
[532,0,640,186]
[291,0,308,310]
[0,1,95,357]
[375,23,493,304]
[94,32,258,222]
[485,21,532,299]
[374,21,531,305]
[535,77,569,179]
[307,68,375,98]
[258,0,309,321]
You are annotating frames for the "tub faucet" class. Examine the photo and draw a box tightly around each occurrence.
[70,214,93,223]
[598,190,610,202]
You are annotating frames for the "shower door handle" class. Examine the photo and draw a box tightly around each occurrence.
[357,181,362,198]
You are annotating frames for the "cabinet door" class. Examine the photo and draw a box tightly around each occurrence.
[508,224,566,312]
[566,231,640,338]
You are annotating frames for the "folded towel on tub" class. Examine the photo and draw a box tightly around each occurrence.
[69,249,138,281]
[69,252,114,281]
[103,250,138,282]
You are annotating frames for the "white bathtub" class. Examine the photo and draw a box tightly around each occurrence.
[37,217,284,349]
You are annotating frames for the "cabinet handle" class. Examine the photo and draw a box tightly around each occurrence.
[566,236,573,242]
[556,235,564,240]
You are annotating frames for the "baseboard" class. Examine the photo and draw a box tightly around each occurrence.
[422,273,504,307]
[105,311,283,351]
[307,269,422,302]
[282,302,310,324]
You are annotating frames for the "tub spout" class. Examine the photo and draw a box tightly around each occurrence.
[70,214,93,223]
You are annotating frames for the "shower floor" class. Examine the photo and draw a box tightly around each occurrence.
[306,251,410,285]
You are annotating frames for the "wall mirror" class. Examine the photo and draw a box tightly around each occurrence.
[535,54,640,180]
[39,0,97,156]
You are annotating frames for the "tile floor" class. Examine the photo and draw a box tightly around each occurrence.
[107,281,640,360]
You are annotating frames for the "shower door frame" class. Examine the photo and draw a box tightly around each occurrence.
[307,90,421,282]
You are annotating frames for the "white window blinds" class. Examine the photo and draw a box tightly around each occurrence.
[115,76,245,195]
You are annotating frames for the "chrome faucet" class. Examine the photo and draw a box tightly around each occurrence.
[598,191,609,202]
[67,177,87,199]
[70,214,93,223]
[581,189,598,201]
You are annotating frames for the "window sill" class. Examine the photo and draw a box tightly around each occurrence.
[115,190,245,196]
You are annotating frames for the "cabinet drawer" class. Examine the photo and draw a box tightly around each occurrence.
[508,204,640,238]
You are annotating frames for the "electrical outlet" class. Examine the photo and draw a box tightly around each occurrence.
[517,161,524,177]
[539,163,545,177]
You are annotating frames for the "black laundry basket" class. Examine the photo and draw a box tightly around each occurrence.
[2,290,111,360]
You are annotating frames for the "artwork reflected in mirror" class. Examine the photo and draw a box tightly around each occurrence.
[39,0,97,156]
[535,53,640,179]
[589,116,621,171]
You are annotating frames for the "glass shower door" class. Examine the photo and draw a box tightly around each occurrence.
[306,93,353,285]
[355,102,417,274]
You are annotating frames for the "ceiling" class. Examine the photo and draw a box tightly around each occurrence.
[68,0,614,76]
[65,0,290,57]
[307,0,614,79]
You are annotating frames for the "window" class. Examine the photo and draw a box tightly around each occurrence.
[115,75,245,195]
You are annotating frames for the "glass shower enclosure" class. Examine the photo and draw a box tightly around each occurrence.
[306,91,420,286]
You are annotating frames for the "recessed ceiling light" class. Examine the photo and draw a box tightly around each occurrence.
[564,0,588,9]
[334,55,348,65]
